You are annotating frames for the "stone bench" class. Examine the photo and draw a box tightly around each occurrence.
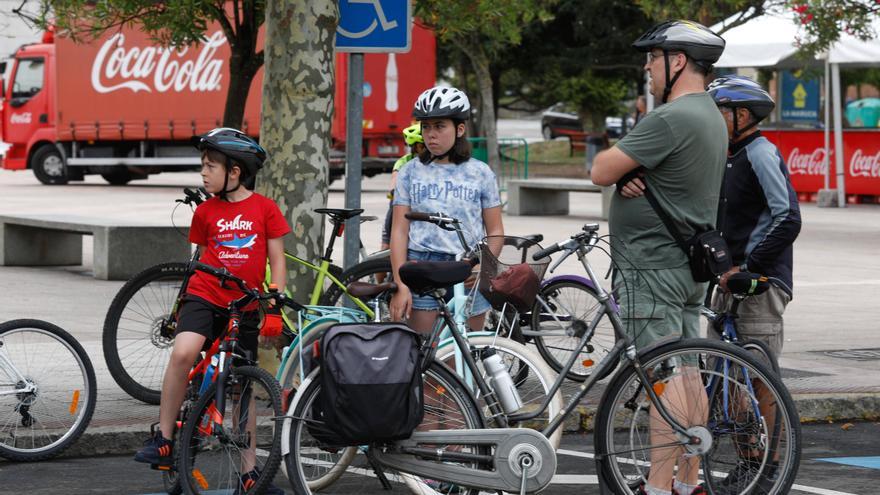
[506,178,613,220]
[0,214,191,280]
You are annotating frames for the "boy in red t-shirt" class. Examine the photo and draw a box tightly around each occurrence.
[135,128,290,493]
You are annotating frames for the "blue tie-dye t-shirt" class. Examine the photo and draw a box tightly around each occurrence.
[392,157,502,255]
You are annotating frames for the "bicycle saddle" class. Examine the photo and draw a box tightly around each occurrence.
[399,260,473,295]
[347,281,397,298]
[314,208,364,221]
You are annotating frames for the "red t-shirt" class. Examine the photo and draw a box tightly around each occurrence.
[187,193,291,309]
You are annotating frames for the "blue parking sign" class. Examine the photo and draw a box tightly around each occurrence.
[336,0,412,53]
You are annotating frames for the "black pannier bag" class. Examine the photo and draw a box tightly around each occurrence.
[310,323,424,446]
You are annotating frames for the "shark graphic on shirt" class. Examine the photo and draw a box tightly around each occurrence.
[214,233,258,250]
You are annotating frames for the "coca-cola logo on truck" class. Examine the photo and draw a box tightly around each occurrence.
[850,149,880,178]
[787,147,828,176]
[91,31,226,94]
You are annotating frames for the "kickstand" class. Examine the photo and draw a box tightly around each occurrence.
[366,449,393,491]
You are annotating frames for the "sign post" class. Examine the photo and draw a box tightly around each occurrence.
[336,0,412,270]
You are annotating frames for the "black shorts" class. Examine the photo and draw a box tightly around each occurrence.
[176,296,260,359]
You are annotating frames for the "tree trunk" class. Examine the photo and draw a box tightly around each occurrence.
[259,0,336,299]
[224,46,262,130]
[468,47,500,175]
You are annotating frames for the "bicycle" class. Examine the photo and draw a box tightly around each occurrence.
[282,212,566,493]
[284,223,801,495]
[158,261,292,495]
[0,319,97,461]
[103,188,381,404]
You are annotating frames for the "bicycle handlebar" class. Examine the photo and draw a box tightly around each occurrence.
[405,211,460,232]
[177,187,210,207]
[532,243,562,260]
[188,261,306,312]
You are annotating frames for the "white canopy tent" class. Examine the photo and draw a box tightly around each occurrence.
[711,6,880,206]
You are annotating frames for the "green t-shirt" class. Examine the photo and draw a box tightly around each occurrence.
[610,92,728,269]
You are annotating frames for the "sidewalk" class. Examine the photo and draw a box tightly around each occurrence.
[0,169,877,458]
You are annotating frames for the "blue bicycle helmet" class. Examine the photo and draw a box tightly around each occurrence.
[707,75,775,137]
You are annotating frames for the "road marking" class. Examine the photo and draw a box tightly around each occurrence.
[555,449,859,495]
[816,456,880,470]
[552,474,599,484]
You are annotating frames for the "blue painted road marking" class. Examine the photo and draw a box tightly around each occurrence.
[816,456,880,470]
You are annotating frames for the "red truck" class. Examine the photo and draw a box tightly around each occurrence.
[0,25,435,185]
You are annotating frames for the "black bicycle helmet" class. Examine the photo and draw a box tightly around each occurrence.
[412,86,471,121]
[191,127,267,178]
[634,20,726,103]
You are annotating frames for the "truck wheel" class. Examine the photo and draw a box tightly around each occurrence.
[31,145,68,185]
[101,169,133,185]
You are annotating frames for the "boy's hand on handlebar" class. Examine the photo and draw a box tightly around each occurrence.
[719,266,741,292]
[390,285,412,321]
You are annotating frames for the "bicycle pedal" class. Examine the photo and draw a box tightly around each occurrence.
[151,463,174,472]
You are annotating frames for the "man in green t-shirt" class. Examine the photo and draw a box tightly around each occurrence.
[592,20,727,495]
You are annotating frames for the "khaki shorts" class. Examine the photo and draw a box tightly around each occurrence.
[707,284,791,359]
[615,266,707,351]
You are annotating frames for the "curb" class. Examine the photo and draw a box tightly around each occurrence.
[9,393,875,461]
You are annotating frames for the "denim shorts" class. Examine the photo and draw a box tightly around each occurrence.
[407,250,491,316]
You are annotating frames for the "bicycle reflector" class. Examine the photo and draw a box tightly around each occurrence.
[336,223,345,237]
[69,390,81,415]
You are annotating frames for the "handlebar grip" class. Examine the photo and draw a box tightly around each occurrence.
[533,244,560,260]
[405,212,432,222]
[190,261,248,291]
[278,293,306,313]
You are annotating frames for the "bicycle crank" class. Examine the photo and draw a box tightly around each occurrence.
[371,428,556,493]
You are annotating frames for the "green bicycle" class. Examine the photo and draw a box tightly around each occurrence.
[102,188,381,404]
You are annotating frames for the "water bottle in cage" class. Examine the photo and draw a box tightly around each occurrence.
[481,347,523,414]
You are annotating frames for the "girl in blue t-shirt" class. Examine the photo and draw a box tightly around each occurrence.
[390,86,503,333]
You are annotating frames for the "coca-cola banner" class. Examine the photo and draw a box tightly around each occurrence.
[763,129,880,196]
[56,27,263,141]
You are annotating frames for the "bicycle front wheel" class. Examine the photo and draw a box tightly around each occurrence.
[103,261,188,404]
[436,335,564,449]
[0,319,97,461]
[594,338,801,495]
[530,278,617,381]
[177,365,283,495]
[286,361,485,495]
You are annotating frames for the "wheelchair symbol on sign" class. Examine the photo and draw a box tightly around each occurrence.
[337,0,398,39]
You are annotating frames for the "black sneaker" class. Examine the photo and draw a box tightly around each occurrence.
[706,458,779,495]
[236,467,286,495]
[133,430,174,467]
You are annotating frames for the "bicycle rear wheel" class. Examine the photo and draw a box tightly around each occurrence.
[436,335,564,449]
[0,319,97,461]
[594,338,801,495]
[285,361,485,495]
[103,262,188,404]
[530,278,617,381]
[177,365,283,495]
[320,257,392,309]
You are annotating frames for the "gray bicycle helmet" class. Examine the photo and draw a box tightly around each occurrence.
[191,127,267,197]
[412,86,471,121]
[191,127,267,178]
[634,20,726,103]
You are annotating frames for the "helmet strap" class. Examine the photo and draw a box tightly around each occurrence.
[731,108,760,141]
[662,50,686,104]
[218,157,242,201]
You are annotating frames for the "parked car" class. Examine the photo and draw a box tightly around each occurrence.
[540,104,628,140]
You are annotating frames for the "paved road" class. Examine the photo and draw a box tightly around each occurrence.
[3,424,878,494]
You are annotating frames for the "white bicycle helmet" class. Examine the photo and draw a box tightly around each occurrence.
[412,86,471,121]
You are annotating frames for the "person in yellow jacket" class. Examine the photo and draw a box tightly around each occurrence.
[381,124,426,251]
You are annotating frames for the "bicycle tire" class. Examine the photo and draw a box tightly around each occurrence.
[0,319,97,461]
[177,365,283,495]
[530,279,617,382]
[103,261,189,404]
[285,361,485,495]
[320,257,392,308]
[594,338,801,495]
[435,335,564,449]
